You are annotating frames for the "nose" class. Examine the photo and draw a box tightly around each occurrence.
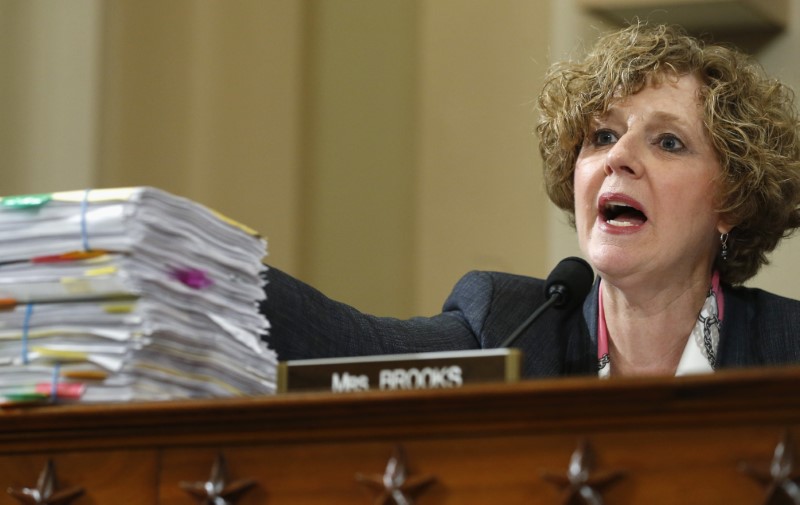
[604,133,641,178]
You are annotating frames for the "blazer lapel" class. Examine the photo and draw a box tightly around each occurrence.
[562,278,600,375]
[716,284,758,368]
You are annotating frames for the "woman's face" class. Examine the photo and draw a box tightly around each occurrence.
[573,74,729,287]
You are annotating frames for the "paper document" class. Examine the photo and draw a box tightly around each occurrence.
[0,187,276,405]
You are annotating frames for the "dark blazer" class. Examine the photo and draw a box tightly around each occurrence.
[261,267,800,377]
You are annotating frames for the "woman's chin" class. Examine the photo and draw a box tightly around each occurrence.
[586,250,642,281]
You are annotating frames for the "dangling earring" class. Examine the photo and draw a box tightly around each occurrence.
[720,233,729,261]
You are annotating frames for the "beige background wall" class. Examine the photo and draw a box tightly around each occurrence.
[415,1,549,313]
[1,0,798,318]
[301,0,417,316]
[0,1,101,191]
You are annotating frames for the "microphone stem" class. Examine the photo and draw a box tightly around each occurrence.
[499,295,560,348]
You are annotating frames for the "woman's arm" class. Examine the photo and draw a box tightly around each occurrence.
[260,267,481,361]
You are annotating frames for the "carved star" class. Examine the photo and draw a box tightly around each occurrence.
[541,439,626,505]
[356,445,436,505]
[179,453,257,505]
[741,431,800,504]
[6,459,84,505]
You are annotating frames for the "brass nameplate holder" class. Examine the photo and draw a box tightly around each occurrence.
[277,348,522,393]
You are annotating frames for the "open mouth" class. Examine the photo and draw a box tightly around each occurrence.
[600,200,648,227]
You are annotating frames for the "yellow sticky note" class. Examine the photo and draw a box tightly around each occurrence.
[85,266,117,277]
[32,347,88,361]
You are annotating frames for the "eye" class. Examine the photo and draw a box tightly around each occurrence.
[656,133,685,152]
[591,129,618,146]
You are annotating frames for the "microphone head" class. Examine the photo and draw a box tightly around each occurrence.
[545,257,594,311]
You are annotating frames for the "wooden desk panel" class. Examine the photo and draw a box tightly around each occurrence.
[155,428,785,504]
[1,367,800,504]
[0,450,157,505]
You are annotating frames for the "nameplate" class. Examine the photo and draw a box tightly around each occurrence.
[277,348,522,393]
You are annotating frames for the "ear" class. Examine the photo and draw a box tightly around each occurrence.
[716,216,735,235]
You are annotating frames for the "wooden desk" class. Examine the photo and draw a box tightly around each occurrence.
[2,367,800,504]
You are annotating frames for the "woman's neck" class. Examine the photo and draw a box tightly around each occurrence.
[601,274,711,376]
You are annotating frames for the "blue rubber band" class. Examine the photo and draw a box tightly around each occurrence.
[50,363,60,403]
[21,303,33,365]
[80,188,91,251]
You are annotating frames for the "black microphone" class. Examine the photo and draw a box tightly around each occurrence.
[499,256,594,348]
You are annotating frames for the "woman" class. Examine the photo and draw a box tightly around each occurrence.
[262,23,800,378]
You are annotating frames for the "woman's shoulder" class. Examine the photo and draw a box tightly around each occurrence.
[723,283,800,334]
[721,283,800,366]
[445,271,547,311]
[451,270,546,292]
[443,270,555,341]
[724,284,800,314]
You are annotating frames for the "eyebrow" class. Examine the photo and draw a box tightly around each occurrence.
[595,107,693,130]
[648,110,690,126]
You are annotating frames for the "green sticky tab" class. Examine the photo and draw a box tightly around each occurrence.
[1,193,53,209]
[3,392,49,402]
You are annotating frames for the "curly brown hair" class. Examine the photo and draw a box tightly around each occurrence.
[538,23,800,285]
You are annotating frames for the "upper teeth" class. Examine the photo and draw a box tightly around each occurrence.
[603,200,641,226]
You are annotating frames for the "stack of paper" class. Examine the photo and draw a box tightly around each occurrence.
[0,187,276,405]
